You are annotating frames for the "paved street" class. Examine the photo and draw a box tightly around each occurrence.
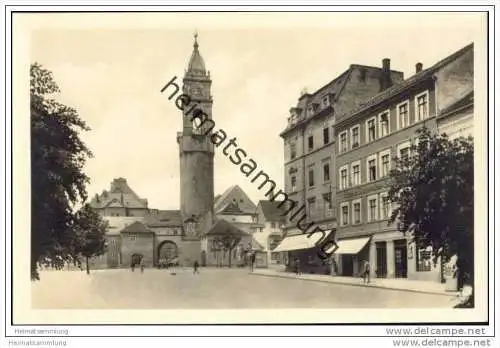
[32,268,454,309]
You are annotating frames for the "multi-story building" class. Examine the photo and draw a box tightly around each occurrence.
[436,91,474,140]
[277,61,404,273]
[251,200,287,267]
[333,43,473,282]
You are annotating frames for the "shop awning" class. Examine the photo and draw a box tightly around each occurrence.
[273,230,333,252]
[327,237,370,254]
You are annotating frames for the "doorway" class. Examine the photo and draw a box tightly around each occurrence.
[394,239,408,278]
[131,253,143,267]
[340,254,354,276]
[201,250,206,267]
[376,241,387,278]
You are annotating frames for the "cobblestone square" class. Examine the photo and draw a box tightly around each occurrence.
[32,268,454,310]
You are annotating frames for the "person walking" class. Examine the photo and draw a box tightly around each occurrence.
[140,258,145,273]
[193,260,200,274]
[363,260,371,284]
[250,252,256,272]
[295,257,301,276]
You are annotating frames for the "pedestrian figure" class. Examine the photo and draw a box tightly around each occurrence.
[250,252,256,272]
[193,260,200,274]
[363,260,371,284]
[140,258,145,273]
[295,257,301,275]
[131,262,135,272]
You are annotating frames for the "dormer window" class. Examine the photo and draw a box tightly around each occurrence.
[322,95,330,107]
[289,108,300,125]
[307,104,315,117]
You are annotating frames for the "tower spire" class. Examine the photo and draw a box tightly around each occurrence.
[187,30,206,74]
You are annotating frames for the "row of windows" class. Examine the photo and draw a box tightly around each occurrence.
[128,229,180,240]
[338,90,430,154]
[338,141,412,190]
[289,162,331,191]
[289,137,415,194]
[306,192,334,217]
[289,126,332,160]
[339,193,392,226]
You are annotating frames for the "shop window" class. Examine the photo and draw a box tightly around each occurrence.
[416,239,433,272]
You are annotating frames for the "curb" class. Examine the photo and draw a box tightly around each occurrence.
[250,272,459,298]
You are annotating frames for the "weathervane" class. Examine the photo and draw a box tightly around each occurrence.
[194,29,199,48]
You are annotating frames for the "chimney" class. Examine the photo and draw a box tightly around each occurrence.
[380,58,393,91]
[416,62,423,73]
[382,58,390,71]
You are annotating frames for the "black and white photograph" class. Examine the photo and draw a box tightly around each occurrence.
[3,5,496,345]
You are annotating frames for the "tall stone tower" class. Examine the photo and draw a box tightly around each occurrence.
[177,33,215,241]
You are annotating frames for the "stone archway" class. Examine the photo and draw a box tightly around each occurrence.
[157,241,179,265]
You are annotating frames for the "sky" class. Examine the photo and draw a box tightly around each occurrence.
[30,12,484,210]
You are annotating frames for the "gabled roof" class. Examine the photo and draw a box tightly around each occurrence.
[214,185,256,215]
[103,216,145,235]
[90,178,148,210]
[438,90,474,118]
[121,221,153,234]
[217,201,253,215]
[204,219,251,237]
[257,200,286,223]
[336,43,474,126]
[143,210,182,227]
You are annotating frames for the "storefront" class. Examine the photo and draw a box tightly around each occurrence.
[273,230,335,275]
[332,236,371,277]
[333,231,442,282]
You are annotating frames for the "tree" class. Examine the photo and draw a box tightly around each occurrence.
[387,127,474,302]
[73,204,108,274]
[208,219,248,268]
[31,63,93,280]
[213,235,242,268]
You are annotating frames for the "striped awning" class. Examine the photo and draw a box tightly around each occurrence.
[324,237,370,254]
[273,230,333,252]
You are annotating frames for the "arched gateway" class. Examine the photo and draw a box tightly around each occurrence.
[157,241,179,265]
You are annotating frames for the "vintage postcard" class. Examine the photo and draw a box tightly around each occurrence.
[9,10,490,328]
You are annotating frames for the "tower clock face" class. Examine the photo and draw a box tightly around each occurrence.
[190,87,202,97]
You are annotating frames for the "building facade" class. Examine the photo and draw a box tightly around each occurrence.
[252,200,287,266]
[333,43,473,282]
[436,91,474,140]
[277,60,404,273]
